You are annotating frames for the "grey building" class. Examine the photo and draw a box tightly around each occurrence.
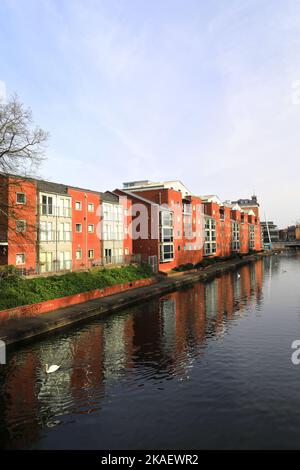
[261,221,279,246]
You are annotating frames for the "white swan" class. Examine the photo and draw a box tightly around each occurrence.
[45,364,61,374]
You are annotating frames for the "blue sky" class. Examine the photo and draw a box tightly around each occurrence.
[1,0,300,227]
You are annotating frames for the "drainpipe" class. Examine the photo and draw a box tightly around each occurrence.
[85,193,88,268]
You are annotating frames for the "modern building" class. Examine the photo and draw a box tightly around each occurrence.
[261,221,279,247]
[115,181,204,272]
[0,173,133,274]
[37,180,73,273]
[0,174,263,275]
[0,174,37,272]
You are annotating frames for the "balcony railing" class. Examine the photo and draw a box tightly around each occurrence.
[37,260,72,274]
[40,205,71,217]
[92,254,141,267]
[56,231,72,242]
[39,231,72,242]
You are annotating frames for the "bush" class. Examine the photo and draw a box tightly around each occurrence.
[0,263,153,310]
[0,265,19,279]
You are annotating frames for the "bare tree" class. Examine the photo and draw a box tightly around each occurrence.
[0,96,49,269]
[0,94,49,175]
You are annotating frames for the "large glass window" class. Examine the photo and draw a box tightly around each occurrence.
[232,222,240,251]
[205,218,217,255]
[160,243,174,261]
[42,195,53,215]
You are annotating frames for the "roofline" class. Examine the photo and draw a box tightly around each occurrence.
[114,189,173,212]
[0,171,102,196]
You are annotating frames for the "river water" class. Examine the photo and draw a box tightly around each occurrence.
[0,254,300,450]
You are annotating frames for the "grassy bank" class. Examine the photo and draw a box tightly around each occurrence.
[0,264,153,310]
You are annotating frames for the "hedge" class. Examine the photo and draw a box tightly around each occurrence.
[0,263,153,310]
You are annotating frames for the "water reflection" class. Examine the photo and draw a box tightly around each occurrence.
[0,258,270,449]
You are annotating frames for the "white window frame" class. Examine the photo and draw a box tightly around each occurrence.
[16,192,26,205]
[16,220,26,233]
[16,253,25,265]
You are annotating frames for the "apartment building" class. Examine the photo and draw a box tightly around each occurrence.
[201,195,261,258]
[117,180,204,272]
[0,174,133,274]
[67,187,101,270]
[37,180,72,273]
[0,173,262,275]
[0,174,37,272]
[100,191,127,264]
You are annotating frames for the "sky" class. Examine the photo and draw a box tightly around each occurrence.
[0,0,300,227]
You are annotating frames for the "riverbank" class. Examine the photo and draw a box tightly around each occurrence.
[0,251,269,348]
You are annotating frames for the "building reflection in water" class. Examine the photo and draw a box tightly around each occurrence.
[0,258,270,449]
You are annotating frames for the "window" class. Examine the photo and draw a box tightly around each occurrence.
[59,251,71,270]
[16,193,26,204]
[59,222,71,241]
[16,253,25,265]
[16,220,26,233]
[160,210,173,227]
[41,195,53,215]
[204,218,217,255]
[88,224,94,233]
[76,249,82,260]
[88,249,94,259]
[161,227,173,243]
[232,221,240,251]
[75,223,82,232]
[249,224,255,249]
[40,221,53,241]
[88,203,94,212]
[58,197,71,217]
[160,243,174,261]
[75,201,82,211]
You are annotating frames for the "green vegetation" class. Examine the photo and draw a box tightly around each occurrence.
[174,251,259,272]
[0,264,153,310]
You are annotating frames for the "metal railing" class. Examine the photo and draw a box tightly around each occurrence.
[92,254,141,267]
[39,231,72,242]
[37,260,72,274]
[40,205,71,217]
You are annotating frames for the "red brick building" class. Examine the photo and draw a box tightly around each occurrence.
[67,187,102,270]
[117,181,204,272]
[0,174,262,275]
[0,174,37,272]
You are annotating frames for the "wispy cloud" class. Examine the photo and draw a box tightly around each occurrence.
[1,0,300,225]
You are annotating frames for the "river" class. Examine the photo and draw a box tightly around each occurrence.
[0,253,300,449]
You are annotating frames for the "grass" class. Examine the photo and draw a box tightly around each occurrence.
[0,263,153,310]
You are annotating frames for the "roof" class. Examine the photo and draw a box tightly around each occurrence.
[122,179,192,196]
[115,189,173,212]
[200,195,223,206]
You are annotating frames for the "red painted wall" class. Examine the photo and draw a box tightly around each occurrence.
[68,188,101,269]
[2,176,37,271]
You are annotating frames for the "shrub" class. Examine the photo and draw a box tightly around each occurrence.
[0,263,153,310]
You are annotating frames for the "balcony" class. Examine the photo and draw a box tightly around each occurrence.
[183,204,192,215]
[39,231,72,242]
[40,205,71,217]
[56,231,72,242]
